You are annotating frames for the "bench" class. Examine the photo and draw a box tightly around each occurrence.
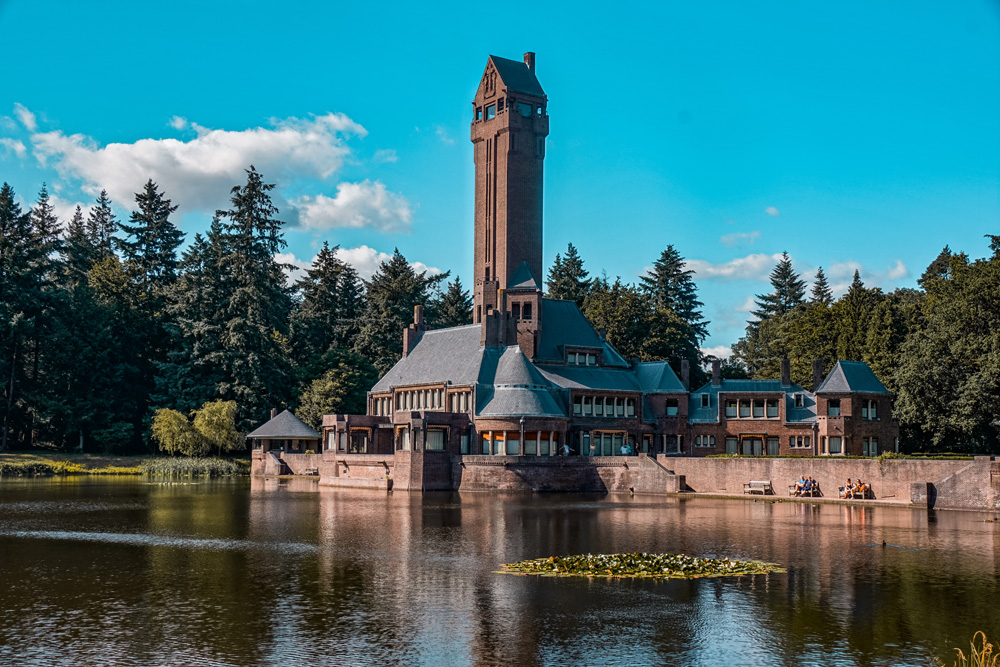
[744,480,774,495]
[848,486,873,499]
[788,482,822,497]
[304,467,319,476]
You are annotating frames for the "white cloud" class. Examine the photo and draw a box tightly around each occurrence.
[765,206,780,216]
[719,230,760,247]
[374,148,398,163]
[435,125,454,145]
[30,112,368,217]
[292,180,412,232]
[686,252,784,282]
[826,259,909,295]
[278,247,441,284]
[48,195,93,228]
[274,251,314,284]
[13,103,37,132]
[168,116,188,130]
[735,295,756,313]
[0,137,26,158]
[700,345,732,360]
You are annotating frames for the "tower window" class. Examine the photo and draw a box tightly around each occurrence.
[498,98,505,112]
[475,107,482,120]
[518,102,532,117]
[485,104,496,120]
[522,303,532,320]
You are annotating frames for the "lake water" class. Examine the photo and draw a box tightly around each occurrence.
[0,476,997,666]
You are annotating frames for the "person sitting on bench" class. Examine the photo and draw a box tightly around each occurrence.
[801,477,815,496]
[840,479,853,499]
[794,475,808,495]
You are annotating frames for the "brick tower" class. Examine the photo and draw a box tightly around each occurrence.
[470,52,548,356]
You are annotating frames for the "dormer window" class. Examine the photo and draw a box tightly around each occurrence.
[586,353,596,366]
[794,393,804,408]
[828,399,841,416]
[701,393,710,409]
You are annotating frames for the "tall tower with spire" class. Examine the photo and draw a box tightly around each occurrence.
[470,52,548,357]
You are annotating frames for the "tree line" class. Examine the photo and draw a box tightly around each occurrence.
[2,167,997,454]
[0,169,467,453]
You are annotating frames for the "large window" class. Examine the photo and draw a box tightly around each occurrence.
[485,104,496,120]
[666,399,679,416]
[828,436,842,454]
[426,428,446,451]
[725,400,737,418]
[397,428,410,451]
[828,399,841,417]
[766,438,779,456]
[862,437,879,456]
[349,430,368,454]
[753,401,764,418]
[861,399,878,420]
[766,400,778,418]
[725,437,738,454]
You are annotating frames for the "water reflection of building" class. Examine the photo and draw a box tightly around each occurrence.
[250,52,899,491]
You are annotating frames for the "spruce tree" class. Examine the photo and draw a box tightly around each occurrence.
[116,179,183,291]
[215,167,294,429]
[639,245,709,343]
[290,242,365,368]
[832,271,881,361]
[545,242,590,307]
[751,252,806,321]
[86,189,118,259]
[810,266,833,305]
[63,205,94,287]
[353,249,446,375]
[430,277,473,329]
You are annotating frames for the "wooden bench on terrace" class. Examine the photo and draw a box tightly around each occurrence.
[304,467,319,476]
[848,485,873,499]
[744,480,774,495]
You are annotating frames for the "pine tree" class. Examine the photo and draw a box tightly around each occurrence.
[86,189,118,259]
[582,279,648,359]
[640,245,709,343]
[833,271,881,362]
[751,252,806,322]
[353,249,447,375]
[116,179,183,291]
[810,266,833,305]
[546,242,591,307]
[430,277,473,329]
[215,167,294,429]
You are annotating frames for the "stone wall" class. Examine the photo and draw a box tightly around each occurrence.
[659,455,999,510]
[451,454,678,494]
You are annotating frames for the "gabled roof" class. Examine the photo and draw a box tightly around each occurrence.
[816,361,889,394]
[536,299,629,367]
[489,55,545,97]
[635,361,687,394]
[247,410,320,440]
[507,261,540,290]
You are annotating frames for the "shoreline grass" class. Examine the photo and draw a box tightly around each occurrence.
[0,452,248,478]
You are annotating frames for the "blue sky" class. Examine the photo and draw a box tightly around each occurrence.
[2,0,998,354]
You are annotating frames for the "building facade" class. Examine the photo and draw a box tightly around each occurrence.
[257,52,899,476]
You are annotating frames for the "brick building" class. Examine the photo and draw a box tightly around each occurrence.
[296,52,898,463]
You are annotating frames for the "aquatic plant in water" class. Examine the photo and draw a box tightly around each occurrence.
[947,632,998,667]
[499,552,785,579]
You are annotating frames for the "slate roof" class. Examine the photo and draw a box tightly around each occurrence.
[535,365,642,392]
[536,299,629,367]
[816,361,890,394]
[371,324,486,392]
[507,261,540,290]
[687,379,816,424]
[635,361,687,394]
[490,55,545,97]
[247,410,320,440]
[477,346,565,418]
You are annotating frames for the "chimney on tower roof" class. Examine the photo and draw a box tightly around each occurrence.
[523,52,535,73]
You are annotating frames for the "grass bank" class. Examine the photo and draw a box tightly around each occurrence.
[0,452,248,478]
